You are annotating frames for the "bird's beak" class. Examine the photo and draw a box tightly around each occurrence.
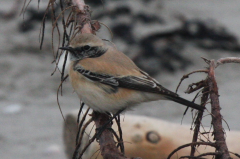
[59,46,74,52]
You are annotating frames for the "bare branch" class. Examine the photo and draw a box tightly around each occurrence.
[216,57,240,68]
[208,60,231,158]
[92,112,130,159]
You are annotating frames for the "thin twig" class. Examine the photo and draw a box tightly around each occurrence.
[77,117,94,157]
[180,152,221,158]
[190,85,209,156]
[76,107,90,145]
[74,132,98,159]
[115,115,125,154]
[185,80,207,94]
[56,75,69,122]
[196,152,222,158]
[229,151,240,158]
[167,142,216,159]
[221,117,231,131]
[108,128,122,146]
[201,57,211,65]
[77,102,85,124]
[176,70,208,93]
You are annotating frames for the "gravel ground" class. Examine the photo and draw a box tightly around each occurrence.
[0,0,240,159]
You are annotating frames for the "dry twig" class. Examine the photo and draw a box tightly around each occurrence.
[176,70,208,93]
[216,57,240,68]
[167,142,216,159]
[190,86,209,156]
[208,60,231,158]
[175,56,240,158]
[92,112,130,159]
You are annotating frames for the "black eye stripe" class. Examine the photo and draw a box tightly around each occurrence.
[83,45,91,51]
[74,45,91,52]
[74,47,83,52]
[71,46,107,59]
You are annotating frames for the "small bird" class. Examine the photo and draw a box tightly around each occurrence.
[59,33,204,114]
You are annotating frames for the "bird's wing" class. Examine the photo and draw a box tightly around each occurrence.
[75,66,119,86]
[74,66,205,111]
[74,66,178,97]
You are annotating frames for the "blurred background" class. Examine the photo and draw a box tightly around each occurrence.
[0,0,240,158]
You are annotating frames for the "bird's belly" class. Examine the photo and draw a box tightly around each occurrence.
[71,78,108,111]
[69,72,165,113]
[70,75,153,113]
[77,86,116,112]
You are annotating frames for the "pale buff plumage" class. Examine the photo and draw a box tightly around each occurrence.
[68,37,160,113]
[62,33,203,113]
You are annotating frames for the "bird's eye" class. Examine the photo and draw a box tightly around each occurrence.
[83,45,91,51]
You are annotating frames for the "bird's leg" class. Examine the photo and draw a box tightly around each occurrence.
[95,109,124,140]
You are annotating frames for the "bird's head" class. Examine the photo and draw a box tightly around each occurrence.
[59,33,108,61]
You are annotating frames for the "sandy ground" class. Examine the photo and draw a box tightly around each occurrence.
[0,0,240,159]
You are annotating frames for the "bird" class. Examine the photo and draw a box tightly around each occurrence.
[59,33,204,114]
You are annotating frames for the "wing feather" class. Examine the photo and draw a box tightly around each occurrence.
[74,66,119,86]
[74,66,178,96]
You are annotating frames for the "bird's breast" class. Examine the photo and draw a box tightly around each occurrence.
[68,63,164,113]
[68,66,148,112]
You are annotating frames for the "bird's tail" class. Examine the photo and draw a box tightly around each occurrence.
[164,95,204,111]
